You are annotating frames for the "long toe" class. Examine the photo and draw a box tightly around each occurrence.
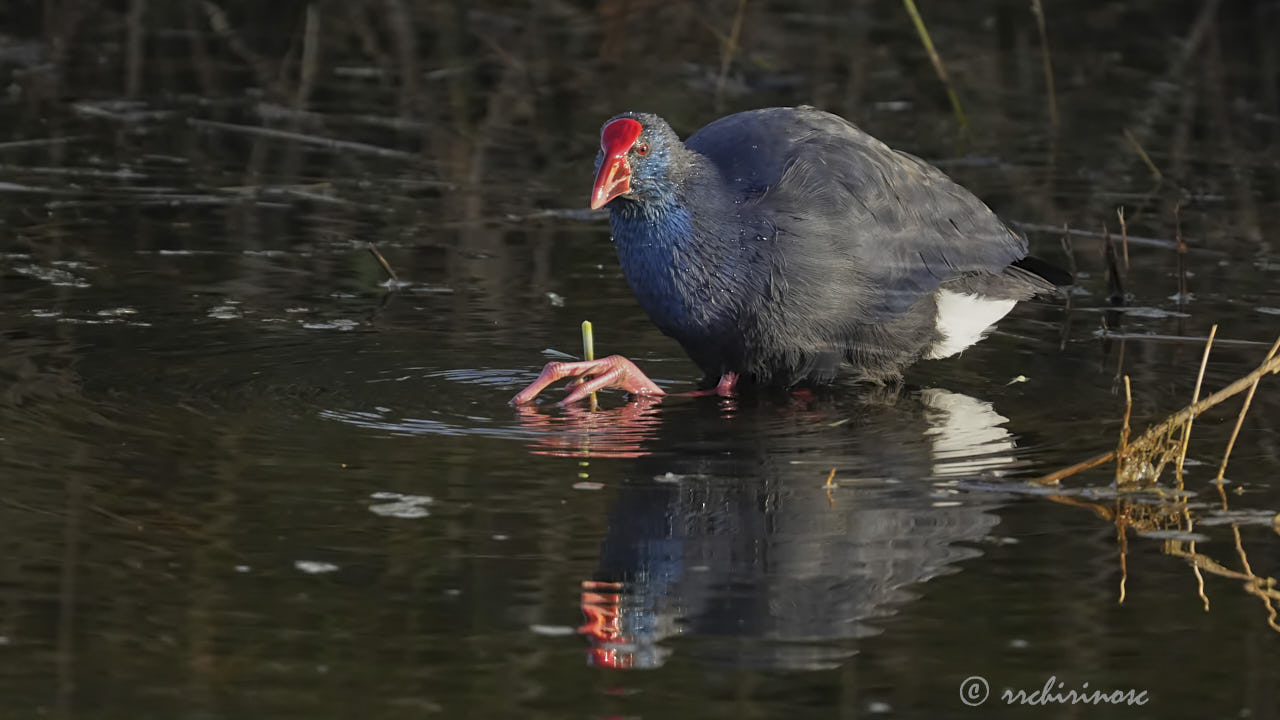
[604,355,665,396]
[511,359,605,405]
[560,367,623,405]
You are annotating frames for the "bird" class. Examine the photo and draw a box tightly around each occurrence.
[511,106,1069,405]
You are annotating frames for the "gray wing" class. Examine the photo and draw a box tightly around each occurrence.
[687,106,1038,321]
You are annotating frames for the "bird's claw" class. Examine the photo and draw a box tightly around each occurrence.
[510,355,665,405]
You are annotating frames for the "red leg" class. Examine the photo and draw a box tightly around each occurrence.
[684,372,740,398]
[510,355,665,405]
[714,372,739,396]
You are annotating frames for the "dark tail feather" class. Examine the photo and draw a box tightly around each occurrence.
[1011,255,1073,289]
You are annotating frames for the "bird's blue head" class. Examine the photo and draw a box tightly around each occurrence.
[590,112,685,212]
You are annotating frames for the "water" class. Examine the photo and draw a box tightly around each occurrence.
[2,2,1279,717]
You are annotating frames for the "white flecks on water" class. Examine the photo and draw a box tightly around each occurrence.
[234,565,252,573]
[1256,307,1280,316]
[97,307,138,317]
[408,284,454,294]
[302,319,359,331]
[294,560,340,574]
[208,305,242,319]
[13,264,90,288]
[492,534,509,541]
[368,492,433,519]
[572,481,604,491]
[545,291,565,307]
[1109,306,1190,319]
[528,624,577,637]
[51,260,96,270]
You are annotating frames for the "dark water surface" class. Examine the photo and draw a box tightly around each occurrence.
[2,2,1280,718]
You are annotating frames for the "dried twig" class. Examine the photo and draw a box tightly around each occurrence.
[1030,0,1057,127]
[1176,325,1218,478]
[1030,450,1116,486]
[1033,332,1280,486]
[187,118,421,161]
[901,0,967,129]
[1102,223,1126,305]
[1124,128,1163,180]
[1216,338,1280,482]
[714,0,749,113]
[1017,222,1221,254]
[366,242,398,282]
[1117,207,1130,273]
[1174,203,1189,307]
[1119,375,1133,455]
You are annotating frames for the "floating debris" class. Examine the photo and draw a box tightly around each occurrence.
[294,560,339,574]
[368,492,433,519]
[545,292,565,307]
[572,481,604,491]
[13,264,90,288]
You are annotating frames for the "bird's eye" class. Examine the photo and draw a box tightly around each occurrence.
[635,143,649,156]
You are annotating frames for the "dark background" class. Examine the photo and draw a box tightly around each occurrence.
[1,1,1279,718]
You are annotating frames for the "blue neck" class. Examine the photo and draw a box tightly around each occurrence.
[608,191,742,350]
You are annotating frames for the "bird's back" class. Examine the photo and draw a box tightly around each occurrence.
[688,107,1045,316]
[669,107,1061,384]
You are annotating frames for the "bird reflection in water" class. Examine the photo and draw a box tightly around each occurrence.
[511,395,670,459]
[518,387,1022,670]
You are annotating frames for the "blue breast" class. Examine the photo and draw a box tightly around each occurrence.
[609,204,742,350]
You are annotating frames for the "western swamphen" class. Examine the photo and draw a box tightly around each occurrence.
[512,106,1068,405]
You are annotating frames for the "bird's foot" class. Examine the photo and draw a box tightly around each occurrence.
[684,372,739,398]
[510,355,665,405]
